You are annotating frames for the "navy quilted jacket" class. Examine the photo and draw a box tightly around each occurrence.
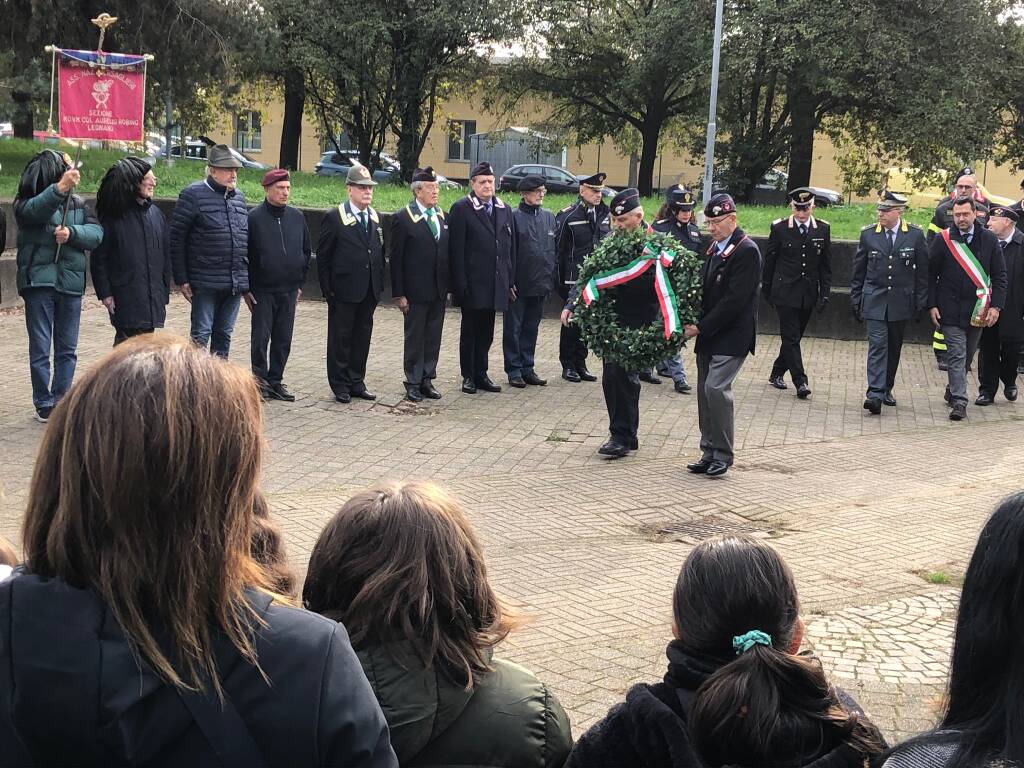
[169,177,249,293]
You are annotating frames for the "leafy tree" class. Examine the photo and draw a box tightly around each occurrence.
[505,0,714,196]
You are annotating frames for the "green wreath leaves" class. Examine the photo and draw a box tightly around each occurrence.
[573,227,704,371]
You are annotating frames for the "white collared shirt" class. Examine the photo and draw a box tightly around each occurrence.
[348,201,367,216]
[415,200,436,216]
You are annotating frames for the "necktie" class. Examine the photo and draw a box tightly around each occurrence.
[588,207,596,227]
[358,210,368,233]
[1000,240,1008,250]
[425,207,439,240]
[798,224,806,236]
[485,201,493,218]
[965,232,972,245]
[888,230,896,248]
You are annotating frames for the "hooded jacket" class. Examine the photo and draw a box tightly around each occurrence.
[356,640,571,768]
[566,641,883,768]
[0,573,397,768]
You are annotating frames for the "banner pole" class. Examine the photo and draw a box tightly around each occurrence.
[44,45,58,135]
[53,144,84,265]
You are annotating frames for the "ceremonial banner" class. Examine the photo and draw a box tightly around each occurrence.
[57,49,147,142]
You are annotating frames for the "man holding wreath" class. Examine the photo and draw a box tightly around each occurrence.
[684,193,762,478]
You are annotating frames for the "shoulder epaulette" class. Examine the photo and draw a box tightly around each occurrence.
[861,223,875,230]
[907,222,922,230]
[772,218,784,225]
[654,219,667,225]
[558,204,575,214]
[816,218,829,226]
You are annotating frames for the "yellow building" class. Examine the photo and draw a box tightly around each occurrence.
[209,90,1023,204]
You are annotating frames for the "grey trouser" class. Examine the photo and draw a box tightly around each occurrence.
[696,353,746,465]
[865,319,906,399]
[942,324,983,406]
[404,300,445,386]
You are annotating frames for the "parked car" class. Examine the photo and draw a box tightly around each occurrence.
[498,164,613,196]
[314,150,462,188]
[163,136,270,170]
[697,168,843,207]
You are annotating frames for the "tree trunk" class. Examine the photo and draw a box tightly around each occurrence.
[394,70,426,183]
[786,88,817,189]
[279,68,305,170]
[12,90,34,139]
[637,119,662,197]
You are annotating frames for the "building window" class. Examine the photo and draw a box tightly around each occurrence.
[447,119,476,162]
[235,110,262,151]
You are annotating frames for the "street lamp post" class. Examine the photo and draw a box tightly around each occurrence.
[701,0,725,215]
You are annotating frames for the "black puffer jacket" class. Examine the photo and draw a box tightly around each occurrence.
[92,199,171,331]
[513,201,557,297]
[566,641,884,768]
[169,177,249,294]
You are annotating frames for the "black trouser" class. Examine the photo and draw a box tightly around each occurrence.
[459,307,495,380]
[978,327,1020,396]
[251,289,299,385]
[559,323,589,370]
[327,288,377,396]
[404,300,445,386]
[113,327,154,346]
[602,361,640,445]
[770,304,814,386]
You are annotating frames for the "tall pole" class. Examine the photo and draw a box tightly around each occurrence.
[701,0,725,211]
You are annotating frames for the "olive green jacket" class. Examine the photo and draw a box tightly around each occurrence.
[357,640,572,768]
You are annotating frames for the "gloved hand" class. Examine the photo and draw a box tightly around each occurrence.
[852,305,863,323]
[817,296,830,314]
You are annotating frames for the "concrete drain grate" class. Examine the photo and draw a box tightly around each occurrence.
[641,516,777,544]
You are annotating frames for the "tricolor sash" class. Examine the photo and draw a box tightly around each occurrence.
[582,243,681,338]
[941,229,992,326]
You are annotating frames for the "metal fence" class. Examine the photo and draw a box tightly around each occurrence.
[468,128,566,178]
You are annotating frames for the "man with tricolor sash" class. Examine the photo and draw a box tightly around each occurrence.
[851,191,929,415]
[928,196,1007,420]
[561,188,658,458]
[683,193,762,478]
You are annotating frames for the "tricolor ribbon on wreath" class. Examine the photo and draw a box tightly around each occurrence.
[940,229,992,327]
[581,243,682,339]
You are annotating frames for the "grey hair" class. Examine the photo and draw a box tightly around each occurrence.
[411,180,425,193]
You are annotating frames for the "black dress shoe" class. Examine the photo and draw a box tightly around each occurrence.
[944,387,953,405]
[475,377,502,393]
[420,383,442,399]
[508,377,526,388]
[796,383,812,399]
[674,381,692,394]
[597,439,630,458]
[769,375,788,390]
[629,438,639,450]
[882,392,896,407]
[352,389,377,401]
[562,367,582,383]
[950,403,967,421]
[577,366,598,382]
[638,371,661,384]
[405,385,424,403]
[863,397,882,415]
[975,393,994,406]
[269,382,296,402]
[334,393,351,404]
[522,371,547,386]
[705,460,730,477]
[1006,386,1018,402]
[687,459,712,474]
[462,377,477,394]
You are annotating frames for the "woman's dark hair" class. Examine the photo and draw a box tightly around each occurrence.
[250,493,297,600]
[22,335,273,699]
[15,150,69,206]
[935,491,1024,767]
[678,536,881,767]
[96,156,151,221]
[303,480,517,688]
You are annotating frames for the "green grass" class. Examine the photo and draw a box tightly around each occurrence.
[0,138,933,239]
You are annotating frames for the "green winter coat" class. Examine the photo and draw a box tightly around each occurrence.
[15,183,103,296]
[356,640,572,768]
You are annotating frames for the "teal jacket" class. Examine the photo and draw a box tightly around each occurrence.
[357,640,572,768]
[15,183,103,296]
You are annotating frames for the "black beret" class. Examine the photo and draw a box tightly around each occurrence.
[610,188,641,216]
[412,166,437,183]
[518,174,545,192]
[667,186,696,210]
[989,205,1019,222]
[578,172,606,189]
[787,187,815,206]
[703,192,736,218]
[470,161,493,179]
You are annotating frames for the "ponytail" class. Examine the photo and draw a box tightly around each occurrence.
[689,631,881,767]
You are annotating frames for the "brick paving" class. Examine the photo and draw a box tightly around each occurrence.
[2,295,1022,744]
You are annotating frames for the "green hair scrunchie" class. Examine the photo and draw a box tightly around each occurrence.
[732,630,773,655]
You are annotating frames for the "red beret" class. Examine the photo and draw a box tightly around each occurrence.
[261,168,290,187]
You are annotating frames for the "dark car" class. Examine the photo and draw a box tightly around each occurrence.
[498,164,613,195]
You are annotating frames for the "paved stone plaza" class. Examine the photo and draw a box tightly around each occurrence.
[2,296,1022,744]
